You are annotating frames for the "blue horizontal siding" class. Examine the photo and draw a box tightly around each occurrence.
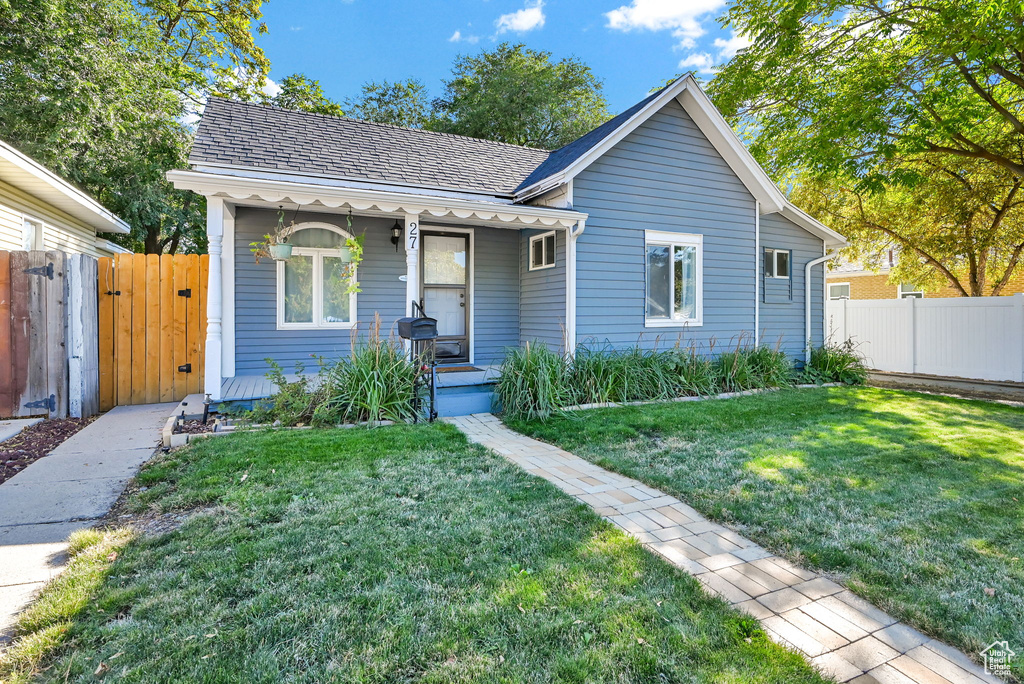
[759,213,826,356]
[520,228,566,351]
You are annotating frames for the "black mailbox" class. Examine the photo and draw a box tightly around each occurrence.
[397,316,438,341]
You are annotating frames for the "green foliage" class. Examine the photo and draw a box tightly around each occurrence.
[496,342,796,421]
[344,78,432,128]
[268,73,345,116]
[433,43,611,149]
[0,0,269,254]
[802,340,869,385]
[710,0,1024,186]
[247,320,422,427]
[494,343,575,421]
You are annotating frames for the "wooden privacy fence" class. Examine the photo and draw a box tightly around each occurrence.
[0,250,69,418]
[828,295,1024,382]
[98,254,208,410]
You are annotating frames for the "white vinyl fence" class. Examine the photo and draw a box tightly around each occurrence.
[827,295,1024,383]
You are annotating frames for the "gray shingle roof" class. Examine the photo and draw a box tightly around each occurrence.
[514,87,665,193]
[190,97,553,197]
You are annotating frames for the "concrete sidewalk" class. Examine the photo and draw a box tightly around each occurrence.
[0,403,174,647]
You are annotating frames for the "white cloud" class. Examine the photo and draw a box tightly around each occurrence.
[713,30,750,58]
[495,0,546,33]
[605,0,725,50]
[678,52,715,74]
[449,29,480,44]
[261,76,282,98]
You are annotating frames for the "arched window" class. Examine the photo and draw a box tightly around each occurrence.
[276,222,357,329]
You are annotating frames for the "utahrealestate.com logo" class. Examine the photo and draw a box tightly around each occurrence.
[981,641,1015,677]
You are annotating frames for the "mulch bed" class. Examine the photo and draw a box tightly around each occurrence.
[0,416,95,485]
[177,419,213,435]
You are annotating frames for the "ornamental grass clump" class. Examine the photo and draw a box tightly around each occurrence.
[495,342,574,421]
[803,339,868,385]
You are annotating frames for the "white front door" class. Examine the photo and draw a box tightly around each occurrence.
[421,233,469,362]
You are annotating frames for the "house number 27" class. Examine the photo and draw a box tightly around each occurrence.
[407,222,418,251]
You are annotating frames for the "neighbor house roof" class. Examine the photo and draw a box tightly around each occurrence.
[190,97,552,197]
[0,140,130,234]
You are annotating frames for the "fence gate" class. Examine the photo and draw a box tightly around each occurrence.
[98,254,208,410]
[0,250,68,419]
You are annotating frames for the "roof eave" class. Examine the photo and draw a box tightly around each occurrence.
[0,140,130,234]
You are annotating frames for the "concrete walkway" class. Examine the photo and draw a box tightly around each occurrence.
[0,403,174,647]
[449,413,1002,684]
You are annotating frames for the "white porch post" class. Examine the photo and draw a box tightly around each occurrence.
[205,197,225,400]
[404,213,421,316]
[565,219,585,357]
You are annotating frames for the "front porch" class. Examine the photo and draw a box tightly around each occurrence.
[168,168,586,413]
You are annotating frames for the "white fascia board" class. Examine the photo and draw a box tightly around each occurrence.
[513,78,694,202]
[94,237,132,254]
[191,162,520,205]
[675,82,787,214]
[167,169,587,228]
[778,204,848,249]
[0,140,130,234]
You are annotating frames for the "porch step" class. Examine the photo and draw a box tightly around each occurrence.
[434,382,498,417]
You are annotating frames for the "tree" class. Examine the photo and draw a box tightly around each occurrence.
[269,74,345,116]
[709,0,1024,187]
[794,160,1024,296]
[344,79,431,128]
[0,0,271,253]
[432,43,610,149]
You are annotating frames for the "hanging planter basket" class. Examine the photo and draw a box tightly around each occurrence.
[338,246,353,263]
[269,243,293,261]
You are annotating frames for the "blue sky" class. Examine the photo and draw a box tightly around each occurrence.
[256,0,747,115]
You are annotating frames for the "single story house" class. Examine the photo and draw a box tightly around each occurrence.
[169,74,846,414]
[0,139,131,256]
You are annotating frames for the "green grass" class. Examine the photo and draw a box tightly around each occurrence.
[507,387,1024,681]
[2,425,828,683]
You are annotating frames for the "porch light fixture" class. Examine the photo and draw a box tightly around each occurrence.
[390,220,403,252]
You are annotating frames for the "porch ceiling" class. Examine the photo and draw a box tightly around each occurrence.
[167,169,585,229]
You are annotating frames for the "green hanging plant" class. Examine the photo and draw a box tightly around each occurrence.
[342,211,365,295]
[249,207,295,263]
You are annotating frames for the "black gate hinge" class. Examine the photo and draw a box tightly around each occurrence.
[178,363,192,373]
[24,263,54,280]
[177,288,192,298]
[24,394,56,412]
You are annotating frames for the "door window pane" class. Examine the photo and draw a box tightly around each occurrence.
[283,255,313,323]
[674,245,697,320]
[424,235,467,285]
[321,256,350,323]
[646,245,671,319]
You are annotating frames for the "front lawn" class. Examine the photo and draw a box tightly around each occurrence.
[507,387,1024,680]
[3,425,826,683]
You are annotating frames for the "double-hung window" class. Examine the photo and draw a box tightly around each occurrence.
[644,230,702,327]
[529,231,556,270]
[765,248,790,279]
[276,225,356,329]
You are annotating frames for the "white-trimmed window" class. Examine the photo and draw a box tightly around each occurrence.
[529,231,556,270]
[276,224,356,330]
[22,218,43,251]
[644,230,703,327]
[898,283,923,299]
[765,248,791,279]
[829,283,851,300]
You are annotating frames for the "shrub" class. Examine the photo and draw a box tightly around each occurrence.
[495,343,574,421]
[803,339,868,385]
[246,317,423,427]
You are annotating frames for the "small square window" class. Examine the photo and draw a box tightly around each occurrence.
[529,231,556,270]
[765,248,790,279]
[899,283,923,299]
[829,283,850,300]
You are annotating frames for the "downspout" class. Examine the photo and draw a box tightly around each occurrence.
[804,249,839,365]
[754,201,760,347]
[565,219,585,357]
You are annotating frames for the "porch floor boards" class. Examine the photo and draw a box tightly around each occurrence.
[219,365,500,403]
